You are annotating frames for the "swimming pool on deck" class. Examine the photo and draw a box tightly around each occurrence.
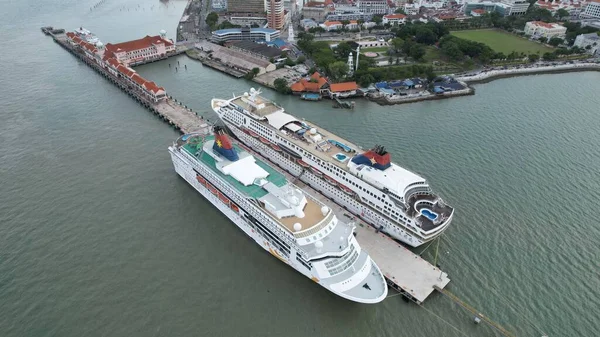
[420,208,438,221]
[333,153,349,163]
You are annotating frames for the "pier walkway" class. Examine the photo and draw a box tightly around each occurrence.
[47,32,206,134]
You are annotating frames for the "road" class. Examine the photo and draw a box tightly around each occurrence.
[177,0,211,43]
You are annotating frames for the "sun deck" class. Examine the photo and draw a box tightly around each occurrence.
[231,95,282,117]
[261,197,326,232]
[182,135,287,199]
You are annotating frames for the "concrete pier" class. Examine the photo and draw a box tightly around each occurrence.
[46,31,206,134]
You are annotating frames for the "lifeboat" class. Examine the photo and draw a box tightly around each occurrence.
[259,136,270,144]
[311,167,323,176]
[196,174,206,185]
[340,184,354,195]
[218,192,230,205]
[297,160,310,168]
[208,184,218,195]
[271,143,282,152]
[230,203,240,213]
[247,129,259,138]
[324,175,337,185]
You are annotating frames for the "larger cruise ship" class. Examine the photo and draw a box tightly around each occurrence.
[169,124,387,303]
[212,88,454,248]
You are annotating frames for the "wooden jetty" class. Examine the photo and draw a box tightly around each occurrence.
[44,30,206,134]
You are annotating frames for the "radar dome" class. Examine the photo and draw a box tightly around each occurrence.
[320,206,329,216]
[310,128,317,135]
[160,29,166,35]
[315,241,323,249]
[96,41,104,48]
[244,92,249,96]
[293,223,302,231]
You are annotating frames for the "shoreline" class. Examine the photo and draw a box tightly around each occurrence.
[456,62,600,84]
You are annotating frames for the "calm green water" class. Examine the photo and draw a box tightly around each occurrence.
[1,1,599,336]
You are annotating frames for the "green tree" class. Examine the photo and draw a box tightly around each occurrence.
[335,42,353,59]
[409,44,426,61]
[285,57,296,66]
[358,74,375,87]
[555,8,569,20]
[542,52,557,61]
[539,36,548,43]
[328,61,349,81]
[273,78,290,94]
[297,55,306,64]
[390,37,404,55]
[395,8,406,14]
[548,37,563,47]
[441,41,463,61]
[528,53,540,62]
[206,12,219,30]
[372,15,383,25]
[415,27,437,45]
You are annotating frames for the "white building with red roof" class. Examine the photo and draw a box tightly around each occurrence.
[524,21,567,39]
[64,31,169,103]
[104,30,175,67]
[382,13,407,25]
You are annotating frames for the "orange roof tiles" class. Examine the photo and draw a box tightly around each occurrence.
[329,82,358,92]
[143,81,164,94]
[324,21,342,27]
[472,9,486,13]
[531,21,555,28]
[131,73,147,86]
[106,58,120,68]
[291,72,329,93]
[384,14,407,19]
[116,64,135,77]
[291,82,305,92]
[105,35,173,54]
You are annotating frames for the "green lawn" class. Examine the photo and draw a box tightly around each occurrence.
[450,29,553,55]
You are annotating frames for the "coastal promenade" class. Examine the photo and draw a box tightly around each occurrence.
[456,62,600,83]
[46,31,207,134]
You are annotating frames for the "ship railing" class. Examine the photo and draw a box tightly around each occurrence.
[293,211,334,239]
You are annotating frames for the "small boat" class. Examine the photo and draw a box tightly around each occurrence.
[208,184,218,195]
[301,93,322,101]
[247,129,259,138]
[218,192,230,205]
[230,203,239,213]
[340,184,354,195]
[271,143,282,152]
[259,136,270,144]
[324,175,337,185]
[311,167,323,176]
[297,160,310,168]
[196,174,206,185]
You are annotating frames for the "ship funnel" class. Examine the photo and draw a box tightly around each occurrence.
[212,126,239,161]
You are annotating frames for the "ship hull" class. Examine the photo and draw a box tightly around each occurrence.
[168,145,386,303]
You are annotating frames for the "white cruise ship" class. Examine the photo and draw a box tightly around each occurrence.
[211,88,454,248]
[169,124,387,303]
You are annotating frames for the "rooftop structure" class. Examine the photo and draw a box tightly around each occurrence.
[574,32,600,55]
[211,27,280,43]
[226,0,265,13]
[524,20,567,39]
[196,40,277,74]
[581,0,600,19]
[267,0,286,29]
[103,33,175,66]
[290,72,329,93]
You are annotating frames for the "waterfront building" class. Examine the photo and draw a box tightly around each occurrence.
[534,0,584,18]
[581,0,600,19]
[103,31,175,67]
[267,0,286,29]
[64,31,167,102]
[329,82,359,98]
[211,28,280,43]
[358,0,390,15]
[228,40,283,60]
[573,32,600,55]
[290,72,329,94]
[382,13,407,25]
[524,21,567,39]
[196,40,277,74]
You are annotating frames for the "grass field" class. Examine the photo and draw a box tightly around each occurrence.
[450,29,553,54]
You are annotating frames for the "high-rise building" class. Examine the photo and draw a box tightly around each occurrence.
[267,0,285,29]
[227,0,265,13]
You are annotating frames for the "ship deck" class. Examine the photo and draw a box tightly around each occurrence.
[262,198,326,232]
[182,136,287,199]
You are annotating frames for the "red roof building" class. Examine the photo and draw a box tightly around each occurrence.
[291,72,329,93]
[329,82,358,98]
[104,35,175,66]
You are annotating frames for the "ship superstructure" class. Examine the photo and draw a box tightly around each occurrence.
[169,124,387,303]
[211,88,454,247]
